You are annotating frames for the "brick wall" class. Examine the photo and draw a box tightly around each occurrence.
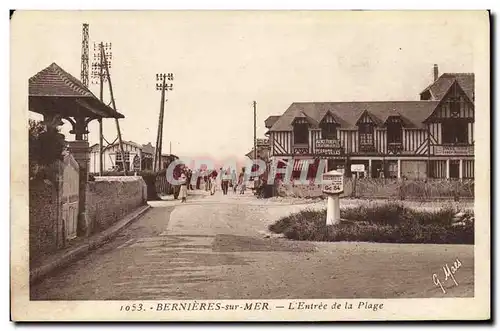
[86,176,147,233]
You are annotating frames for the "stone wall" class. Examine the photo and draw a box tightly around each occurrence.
[86,176,148,233]
[29,179,60,264]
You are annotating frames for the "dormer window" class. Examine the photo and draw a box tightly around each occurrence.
[293,118,309,144]
[320,114,338,140]
[387,116,402,144]
[359,123,374,147]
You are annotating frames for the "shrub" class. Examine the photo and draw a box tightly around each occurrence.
[29,120,66,180]
[269,203,474,244]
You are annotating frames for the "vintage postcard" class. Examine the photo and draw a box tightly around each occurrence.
[10,10,490,321]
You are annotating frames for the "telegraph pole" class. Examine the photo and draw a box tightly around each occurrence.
[92,41,111,175]
[153,73,174,171]
[253,101,257,161]
[100,43,127,175]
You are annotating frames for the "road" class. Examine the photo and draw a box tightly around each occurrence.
[31,189,474,300]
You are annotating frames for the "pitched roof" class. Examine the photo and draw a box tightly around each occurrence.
[269,101,440,131]
[141,142,155,154]
[30,62,95,97]
[264,116,280,129]
[420,73,474,102]
[29,62,124,118]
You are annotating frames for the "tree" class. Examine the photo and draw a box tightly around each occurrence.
[29,119,66,180]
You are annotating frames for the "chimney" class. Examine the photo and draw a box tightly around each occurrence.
[433,64,439,82]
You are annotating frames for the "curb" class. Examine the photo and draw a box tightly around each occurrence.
[30,204,151,285]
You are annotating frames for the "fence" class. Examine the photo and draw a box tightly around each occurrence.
[275,178,474,201]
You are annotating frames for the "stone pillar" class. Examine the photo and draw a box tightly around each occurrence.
[459,159,463,180]
[67,140,90,237]
[397,159,401,179]
[446,159,450,179]
[368,159,372,178]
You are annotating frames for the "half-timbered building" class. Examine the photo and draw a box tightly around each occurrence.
[265,65,474,180]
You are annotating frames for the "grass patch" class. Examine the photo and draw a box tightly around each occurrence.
[269,203,474,244]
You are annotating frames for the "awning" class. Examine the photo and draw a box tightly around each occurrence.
[293,159,314,171]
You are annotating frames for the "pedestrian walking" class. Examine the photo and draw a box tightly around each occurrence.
[221,168,230,195]
[178,173,188,203]
[210,173,217,195]
[231,169,237,193]
[238,170,246,194]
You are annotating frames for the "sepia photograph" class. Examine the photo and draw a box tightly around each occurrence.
[10,10,490,321]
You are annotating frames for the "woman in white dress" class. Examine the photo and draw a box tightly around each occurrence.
[210,173,217,195]
[178,173,188,203]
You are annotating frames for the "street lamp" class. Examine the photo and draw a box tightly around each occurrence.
[153,72,175,171]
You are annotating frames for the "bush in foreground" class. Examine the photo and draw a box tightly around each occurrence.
[269,203,473,244]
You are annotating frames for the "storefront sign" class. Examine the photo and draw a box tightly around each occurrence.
[434,145,474,156]
[256,138,269,147]
[322,170,344,194]
[316,148,341,155]
[351,164,365,172]
[315,139,341,149]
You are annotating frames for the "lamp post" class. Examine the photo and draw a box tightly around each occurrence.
[153,73,174,171]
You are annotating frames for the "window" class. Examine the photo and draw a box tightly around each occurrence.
[442,119,468,144]
[387,118,402,144]
[320,122,337,140]
[115,151,130,171]
[293,123,309,144]
[359,123,374,147]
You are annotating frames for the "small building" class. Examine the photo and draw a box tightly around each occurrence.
[89,140,179,173]
[89,140,144,172]
[265,65,474,180]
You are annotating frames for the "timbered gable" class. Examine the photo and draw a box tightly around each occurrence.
[356,110,378,125]
[320,111,338,124]
[426,80,474,121]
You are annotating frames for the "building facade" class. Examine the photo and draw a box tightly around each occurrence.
[89,140,178,173]
[265,66,474,180]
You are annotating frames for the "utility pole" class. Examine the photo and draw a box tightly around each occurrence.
[92,41,112,175]
[153,73,174,171]
[253,101,257,161]
[100,42,127,175]
[170,141,172,155]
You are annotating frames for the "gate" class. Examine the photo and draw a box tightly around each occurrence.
[61,154,80,240]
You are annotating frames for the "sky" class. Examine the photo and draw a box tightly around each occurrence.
[13,11,480,164]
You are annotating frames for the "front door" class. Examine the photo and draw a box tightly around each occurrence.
[371,160,383,178]
[450,160,460,179]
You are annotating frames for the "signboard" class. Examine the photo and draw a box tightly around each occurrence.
[351,164,365,172]
[133,155,141,171]
[322,170,344,194]
[256,138,270,147]
[434,145,474,156]
[315,139,341,149]
[316,148,342,155]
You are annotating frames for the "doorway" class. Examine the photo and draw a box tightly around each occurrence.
[449,160,460,179]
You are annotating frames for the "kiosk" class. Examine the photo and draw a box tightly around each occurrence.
[322,170,344,225]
